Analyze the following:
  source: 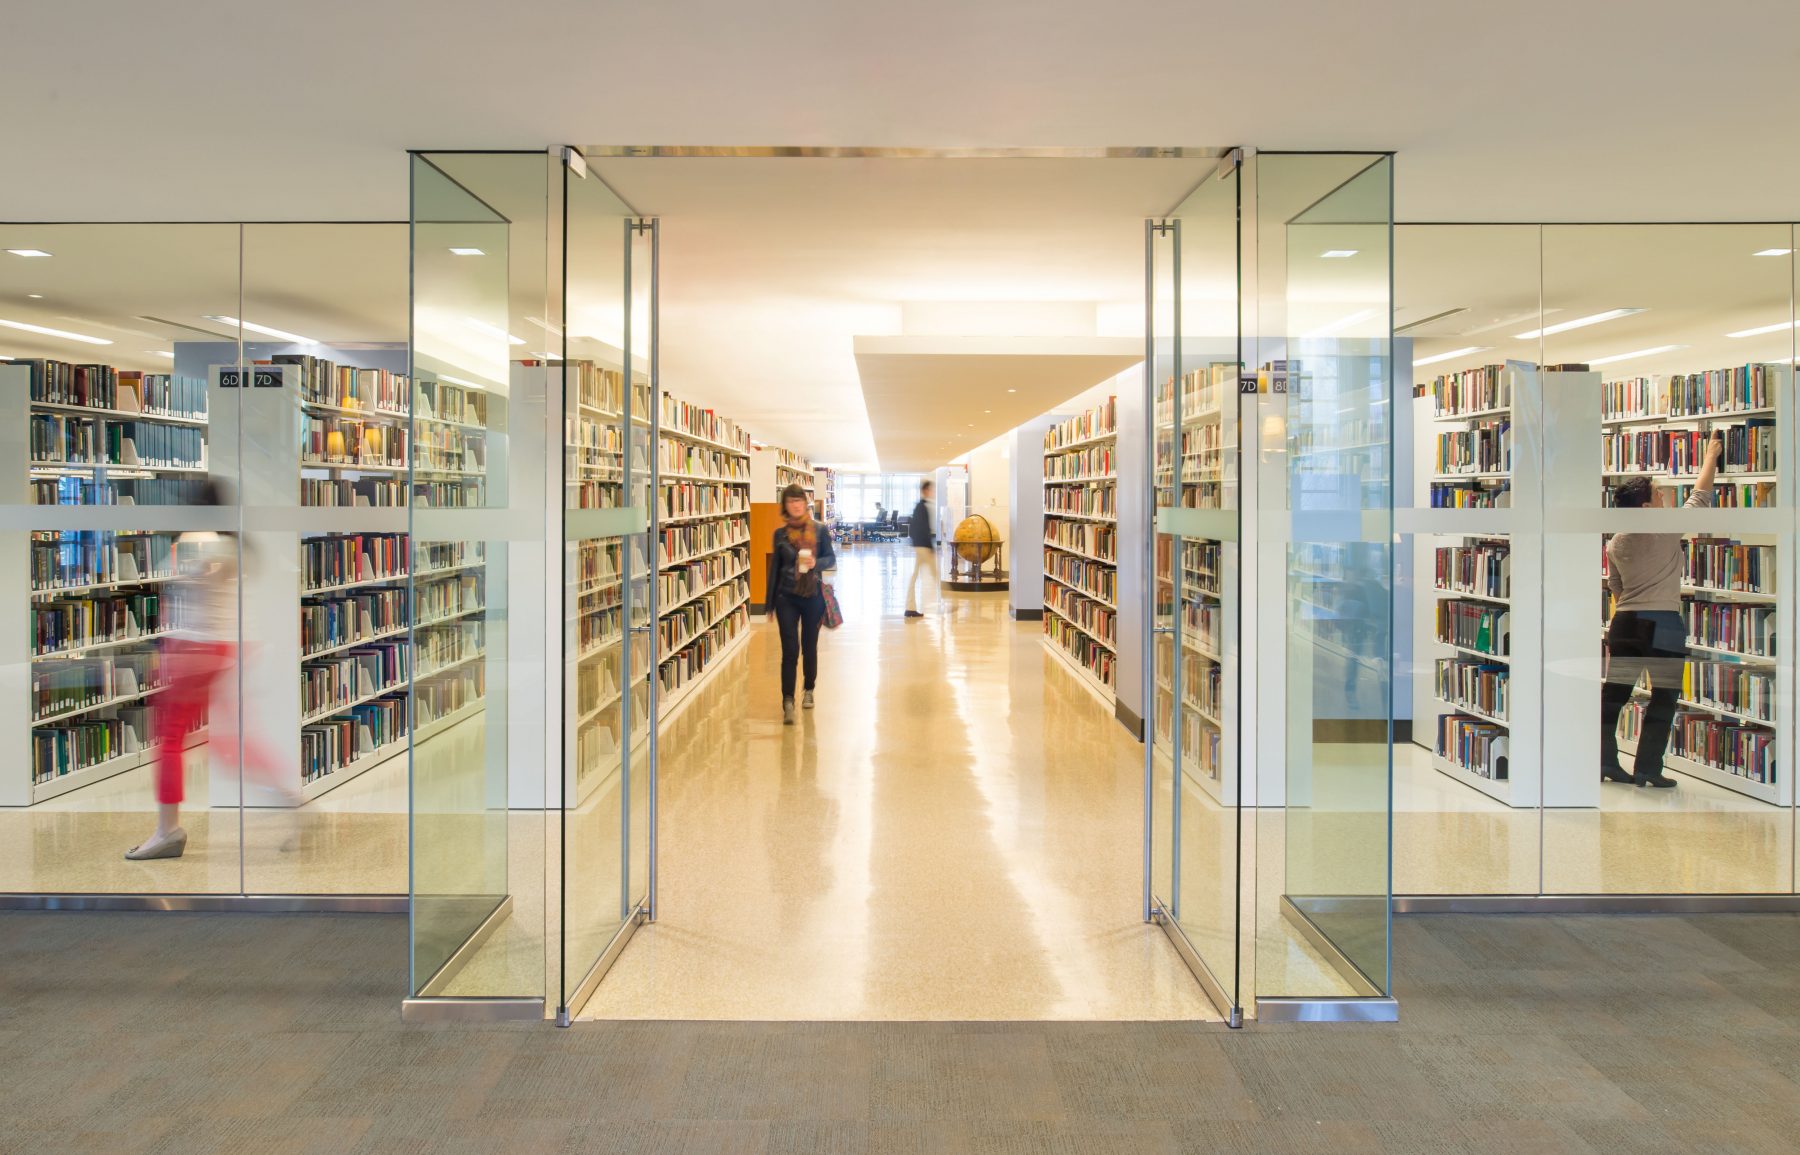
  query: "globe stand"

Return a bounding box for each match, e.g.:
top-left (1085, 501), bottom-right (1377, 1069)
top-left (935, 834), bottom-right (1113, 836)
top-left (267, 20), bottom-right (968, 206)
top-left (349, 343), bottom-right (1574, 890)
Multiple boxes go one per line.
top-left (944, 513), bottom-right (1009, 592)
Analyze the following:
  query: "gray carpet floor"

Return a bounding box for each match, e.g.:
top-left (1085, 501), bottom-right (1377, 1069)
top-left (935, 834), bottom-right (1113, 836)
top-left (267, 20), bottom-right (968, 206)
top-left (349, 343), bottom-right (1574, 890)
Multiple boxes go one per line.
top-left (2, 910), bottom-right (1798, 1153)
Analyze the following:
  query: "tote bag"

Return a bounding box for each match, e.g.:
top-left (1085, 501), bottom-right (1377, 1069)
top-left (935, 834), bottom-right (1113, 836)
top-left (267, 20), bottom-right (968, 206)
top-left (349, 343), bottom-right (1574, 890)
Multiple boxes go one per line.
top-left (821, 582), bottom-right (844, 630)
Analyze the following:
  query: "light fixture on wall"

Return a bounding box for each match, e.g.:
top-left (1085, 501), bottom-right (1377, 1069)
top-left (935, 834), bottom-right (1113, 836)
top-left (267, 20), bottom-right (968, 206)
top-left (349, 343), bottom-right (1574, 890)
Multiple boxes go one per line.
top-left (0, 317), bottom-right (112, 345)
top-left (1752, 248), bottom-right (1793, 257)
top-left (1726, 319), bottom-right (1799, 339)
top-left (26, 293), bottom-right (43, 299)
top-left (1514, 308), bottom-right (1643, 340)
top-left (448, 247), bottom-right (485, 256)
top-left (5, 249), bottom-right (51, 258)
top-left (1413, 345), bottom-right (1492, 367)
top-left (204, 315), bottom-right (316, 344)
top-left (1584, 344), bottom-right (1686, 366)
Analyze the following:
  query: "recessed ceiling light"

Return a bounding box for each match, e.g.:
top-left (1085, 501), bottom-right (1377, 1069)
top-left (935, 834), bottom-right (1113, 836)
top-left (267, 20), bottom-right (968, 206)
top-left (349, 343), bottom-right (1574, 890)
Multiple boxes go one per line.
top-left (27, 293), bottom-right (43, 299)
top-left (448, 247), bottom-right (485, 256)
top-left (1585, 344), bottom-right (1686, 367)
top-left (1320, 249), bottom-right (1359, 259)
top-left (437, 373), bottom-right (488, 390)
top-left (1007, 388), bottom-right (1017, 393)
top-left (6, 249), bottom-right (51, 258)
top-left (148, 350), bottom-right (174, 359)
top-left (1304, 308), bottom-right (1379, 339)
top-left (0, 354), bottom-right (11, 361)
top-left (532, 351), bottom-right (560, 361)
top-left (1514, 308), bottom-right (1642, 340)
top-left (465, 317), bottom-right (527, 345)
top-left (1413, 346), bottom-right (1492, 367)
top-left (1726, 319), bottom-right (1799, 339)
top-left (0, 317), bottom-right (112, 345)
top-left (1752, 248), bottom-right (1792, 257)
top-left (204, 315), bottom-right (316, 344)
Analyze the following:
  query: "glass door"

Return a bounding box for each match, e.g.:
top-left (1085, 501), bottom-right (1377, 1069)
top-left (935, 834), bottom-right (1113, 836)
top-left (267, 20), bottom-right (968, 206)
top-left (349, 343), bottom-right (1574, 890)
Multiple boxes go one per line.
top-left (558, 153), bottom-right (656, 1023)
top-left (1147, 153), bottom-right (1245, 1025)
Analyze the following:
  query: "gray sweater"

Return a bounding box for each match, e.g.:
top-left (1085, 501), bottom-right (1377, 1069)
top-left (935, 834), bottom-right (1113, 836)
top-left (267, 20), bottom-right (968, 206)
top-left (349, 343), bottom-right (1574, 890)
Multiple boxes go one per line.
top-left (1606, 488), bottom-right (1713, 614)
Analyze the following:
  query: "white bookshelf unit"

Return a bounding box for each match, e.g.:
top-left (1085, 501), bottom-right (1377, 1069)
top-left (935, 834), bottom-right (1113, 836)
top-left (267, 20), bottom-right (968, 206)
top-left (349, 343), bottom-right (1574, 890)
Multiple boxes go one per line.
top-left (5, 360), bottom-right (211, 805)
top-left (1042, 395), bottom-right (1118, 706)
top-left (654, 392), bottom-right (753, 725)
top-left (773, 449), bottom-right (815, 505)
top-left (1600, 364), bottom-right (1788, 806)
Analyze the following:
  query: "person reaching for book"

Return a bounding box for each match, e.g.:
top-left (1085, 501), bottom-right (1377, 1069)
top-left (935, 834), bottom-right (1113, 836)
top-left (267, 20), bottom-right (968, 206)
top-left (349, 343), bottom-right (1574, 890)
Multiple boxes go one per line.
top-left (1598, 430), bottom-right (1722, 789)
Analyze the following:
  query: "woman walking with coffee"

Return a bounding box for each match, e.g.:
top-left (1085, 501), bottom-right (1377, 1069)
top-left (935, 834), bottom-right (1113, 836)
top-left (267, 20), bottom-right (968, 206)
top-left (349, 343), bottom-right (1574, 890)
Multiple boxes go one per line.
top-left (766, 483), bottom-right (836, 724)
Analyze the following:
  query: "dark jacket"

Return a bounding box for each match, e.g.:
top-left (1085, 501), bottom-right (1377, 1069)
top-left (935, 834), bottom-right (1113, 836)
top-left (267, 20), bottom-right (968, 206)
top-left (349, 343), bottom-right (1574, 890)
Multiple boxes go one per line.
top-left (766, 522), bottom-right (836, 606)
top-left (909, 499), bottom-right (934, 548)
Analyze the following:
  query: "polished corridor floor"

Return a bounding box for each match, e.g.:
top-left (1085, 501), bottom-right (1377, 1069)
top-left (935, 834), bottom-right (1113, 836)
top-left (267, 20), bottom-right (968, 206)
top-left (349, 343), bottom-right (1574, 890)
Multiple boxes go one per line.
top-left (584, 544), bottom-right (1215, 1020)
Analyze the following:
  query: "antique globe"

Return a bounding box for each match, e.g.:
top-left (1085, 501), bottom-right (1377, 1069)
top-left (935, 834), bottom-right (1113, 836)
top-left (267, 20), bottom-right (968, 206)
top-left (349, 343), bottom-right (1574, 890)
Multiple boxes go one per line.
top-left (953, 514), bottom-right (1000, 567)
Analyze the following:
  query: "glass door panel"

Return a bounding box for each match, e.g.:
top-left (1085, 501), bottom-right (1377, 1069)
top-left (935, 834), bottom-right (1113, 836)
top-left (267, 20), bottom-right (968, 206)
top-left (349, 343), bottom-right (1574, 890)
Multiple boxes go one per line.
top-left (1275, 154), bottom-right (1396, 1001)
top-left (559, 157), bottom-right (651, 1021)
top-left (1147, 155), bottom-right (1244, 1023)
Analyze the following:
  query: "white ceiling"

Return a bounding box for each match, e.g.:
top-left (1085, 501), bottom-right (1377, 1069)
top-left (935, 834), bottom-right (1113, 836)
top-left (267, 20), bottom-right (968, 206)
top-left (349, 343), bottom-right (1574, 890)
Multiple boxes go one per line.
top-left (3, 1), bottom-right (1798, 225)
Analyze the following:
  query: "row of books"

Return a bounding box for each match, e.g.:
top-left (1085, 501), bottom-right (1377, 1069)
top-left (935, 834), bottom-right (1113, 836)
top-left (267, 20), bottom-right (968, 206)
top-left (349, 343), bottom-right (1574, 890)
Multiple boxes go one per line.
top-left (659, 520), bottom-right (750, 569)
top-left (31, 531), bottom-right (177, 593)
top-left (1434, 421), bottom-right (1511, 476)
top-left (660, 395), bottom-right (750, 453)
top-left (659, 548), bottom-right (749, 611)
top-left (575, 684), bottom-right (652, 786)
top-left (1178, 650), bottom-right (1223, 720)
top-left (1181, 591), bottom-right (1224, 654)
top-left (1681, 660), bottom-right (1776, 725)
top-left (1434, 540), bottom-right (1511, 600)
top-left (415, 379), bottom-right (488, 428)
top-left (33, 710), bottom-right (155, 784)
top-left (1045, 552), bottom-right (1116, 605)
top-left (1045, 582), bottom-right (1115, 647)
top-left (1178, 703), bottom-right (1223, 780)
top-left (571, 363), bottom-right (647, 417)
top-left (416, 621), bottom-right (483, 678)
top-left (1436, 600), bottom-right (1510, 658)
top-left (1044, 397), bottom-right (1117, 452)
top-left (300, 416), bottom-right (407, 468)
top-left (1621, 702), bottom-right (1776, 785)
top-left (300, 590), bottom-right (407, 657)
top-left (658, 604), bottom-right (749, 698)
top-left (1684, 600), bottom-right (1775, 658)
top-left (1684, 538), bottom-right (1775, 595)
top-left (1428, 480), bottom-right (1509, 508)
top-left (1044, 445), bottom-right (1115, 481)
top-left (1435, 657), bottom-right (1508, 722)
top-left (33, 592), bottom-right (166, 657)
top-left (303, 532), bottom-right (409, 592)
top-left (660, 581), bottom-right (750, 655)
top-left (31, 652), bottom-right (165, 721)
top-left (29, 419), bottom-right (204, 470)
top-left (1044, 484), bottom-right (1115, 520)
top-left (28, 363), bottom-right (207, 422)
top-left (1044, 614), bottom-right (1115, 687)
top-left (302, 641), bottom-right (409, 723)
top-left (413, 427), bottom-right (488, 474)
top-left (300, 478), bottom-right (409, 507)
top-left (413, 573), bottom-right (483, 626)
top-left (1154, 368), bottom-right (1227, 426)
top-left (301, 695), bottom-right (408, 783)
top-left (415, 666), bottom-right (485, 730)
top-left (1436, 715), bottom-right (1509, 781)
top-left (284, 355), bottom-right (410, 416)
top-left (1602, 421), bottom-right (1776, 477)
top-left (662, 481), bottom-right (748, 521)
top-left (577, 539), bottom-right (624, 591)
top-left (1431, 365), bottom-right (1511, 418)
top-left (1606, 479), bottom-right (1776, 509)
top-left (659, 441), bottom-right (751, 481)
top-left (1044, 517), bottom-right (1115, 562)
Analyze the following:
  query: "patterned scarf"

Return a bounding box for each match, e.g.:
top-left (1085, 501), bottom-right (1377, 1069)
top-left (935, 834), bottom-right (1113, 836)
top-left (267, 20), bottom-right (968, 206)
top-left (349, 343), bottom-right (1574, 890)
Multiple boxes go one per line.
top-left (784, 508), bottom-right (816, 551)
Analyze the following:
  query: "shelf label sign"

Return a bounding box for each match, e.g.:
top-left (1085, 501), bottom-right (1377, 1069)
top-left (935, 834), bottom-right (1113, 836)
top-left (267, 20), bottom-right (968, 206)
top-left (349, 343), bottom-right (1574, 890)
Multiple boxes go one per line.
top-left (214, 365), bottom-right (289, 389)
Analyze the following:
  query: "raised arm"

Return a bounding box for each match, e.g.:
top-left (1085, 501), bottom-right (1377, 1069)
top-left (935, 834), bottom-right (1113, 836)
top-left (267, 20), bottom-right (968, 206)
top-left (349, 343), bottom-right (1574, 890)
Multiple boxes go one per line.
top-left (1691, 430), bottom-right (1723, 500)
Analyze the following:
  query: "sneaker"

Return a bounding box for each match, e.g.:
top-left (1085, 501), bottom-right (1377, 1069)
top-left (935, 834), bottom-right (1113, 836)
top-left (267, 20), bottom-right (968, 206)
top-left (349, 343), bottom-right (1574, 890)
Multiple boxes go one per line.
top-left (125, 827), bottom-right (188, 861)
top-left (905, 610), bottom-right (923, 618)
top-left (802, 691), bottom-right (815, 709)
top-left (1636, 773), bottom-right (1678, 789)
top-left (1601, 764), bottom-right (1635, 784)
top-left (783, 698), bottom-right (796, 725)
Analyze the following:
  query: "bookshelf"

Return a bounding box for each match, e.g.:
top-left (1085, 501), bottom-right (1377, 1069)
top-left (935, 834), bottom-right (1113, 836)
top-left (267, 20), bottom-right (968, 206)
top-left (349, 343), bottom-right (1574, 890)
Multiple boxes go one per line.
top-left (655, 393), bottom-right (754, 724)
top-left (1597, 363), bottom-right (1787, 805)
top-left (6, 360), bottom-right (212, 804)
top-left (1043, 395), bottom-right (1118, 705)
top-left (773, 449), bottom-right (815, 506)
top-left (289, 356), bottom-right (491, 800)
top-left (1149, 365), bottom-right (1240, 804)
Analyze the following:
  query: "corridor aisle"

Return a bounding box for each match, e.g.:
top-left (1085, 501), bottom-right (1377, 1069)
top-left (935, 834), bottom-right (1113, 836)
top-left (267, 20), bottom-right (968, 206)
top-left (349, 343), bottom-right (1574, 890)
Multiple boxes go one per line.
top-left (582, 543), bottom-right (1216, 1020)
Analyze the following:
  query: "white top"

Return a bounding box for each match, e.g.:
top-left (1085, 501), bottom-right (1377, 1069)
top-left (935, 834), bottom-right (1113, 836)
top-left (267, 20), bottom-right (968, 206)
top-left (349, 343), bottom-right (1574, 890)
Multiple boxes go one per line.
top-left (173, 530), bottom-right (239, 642)
top-left (1606, 488), bottom-right (1713, 614)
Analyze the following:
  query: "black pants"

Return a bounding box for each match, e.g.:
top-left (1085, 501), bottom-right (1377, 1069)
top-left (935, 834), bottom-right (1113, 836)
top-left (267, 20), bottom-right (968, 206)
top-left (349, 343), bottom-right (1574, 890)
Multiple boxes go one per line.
top-left (1600, 609), bottom-right (1686, 778)
top-left (775, 591), bottom-right (825, 699)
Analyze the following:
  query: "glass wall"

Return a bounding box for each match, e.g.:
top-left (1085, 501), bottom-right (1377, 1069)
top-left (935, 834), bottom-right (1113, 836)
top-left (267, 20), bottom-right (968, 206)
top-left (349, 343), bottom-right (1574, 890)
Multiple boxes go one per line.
top-left (0, 222), bottom-right (435, 900)
top-left (1395, 223), bottom-right (1800, 899)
